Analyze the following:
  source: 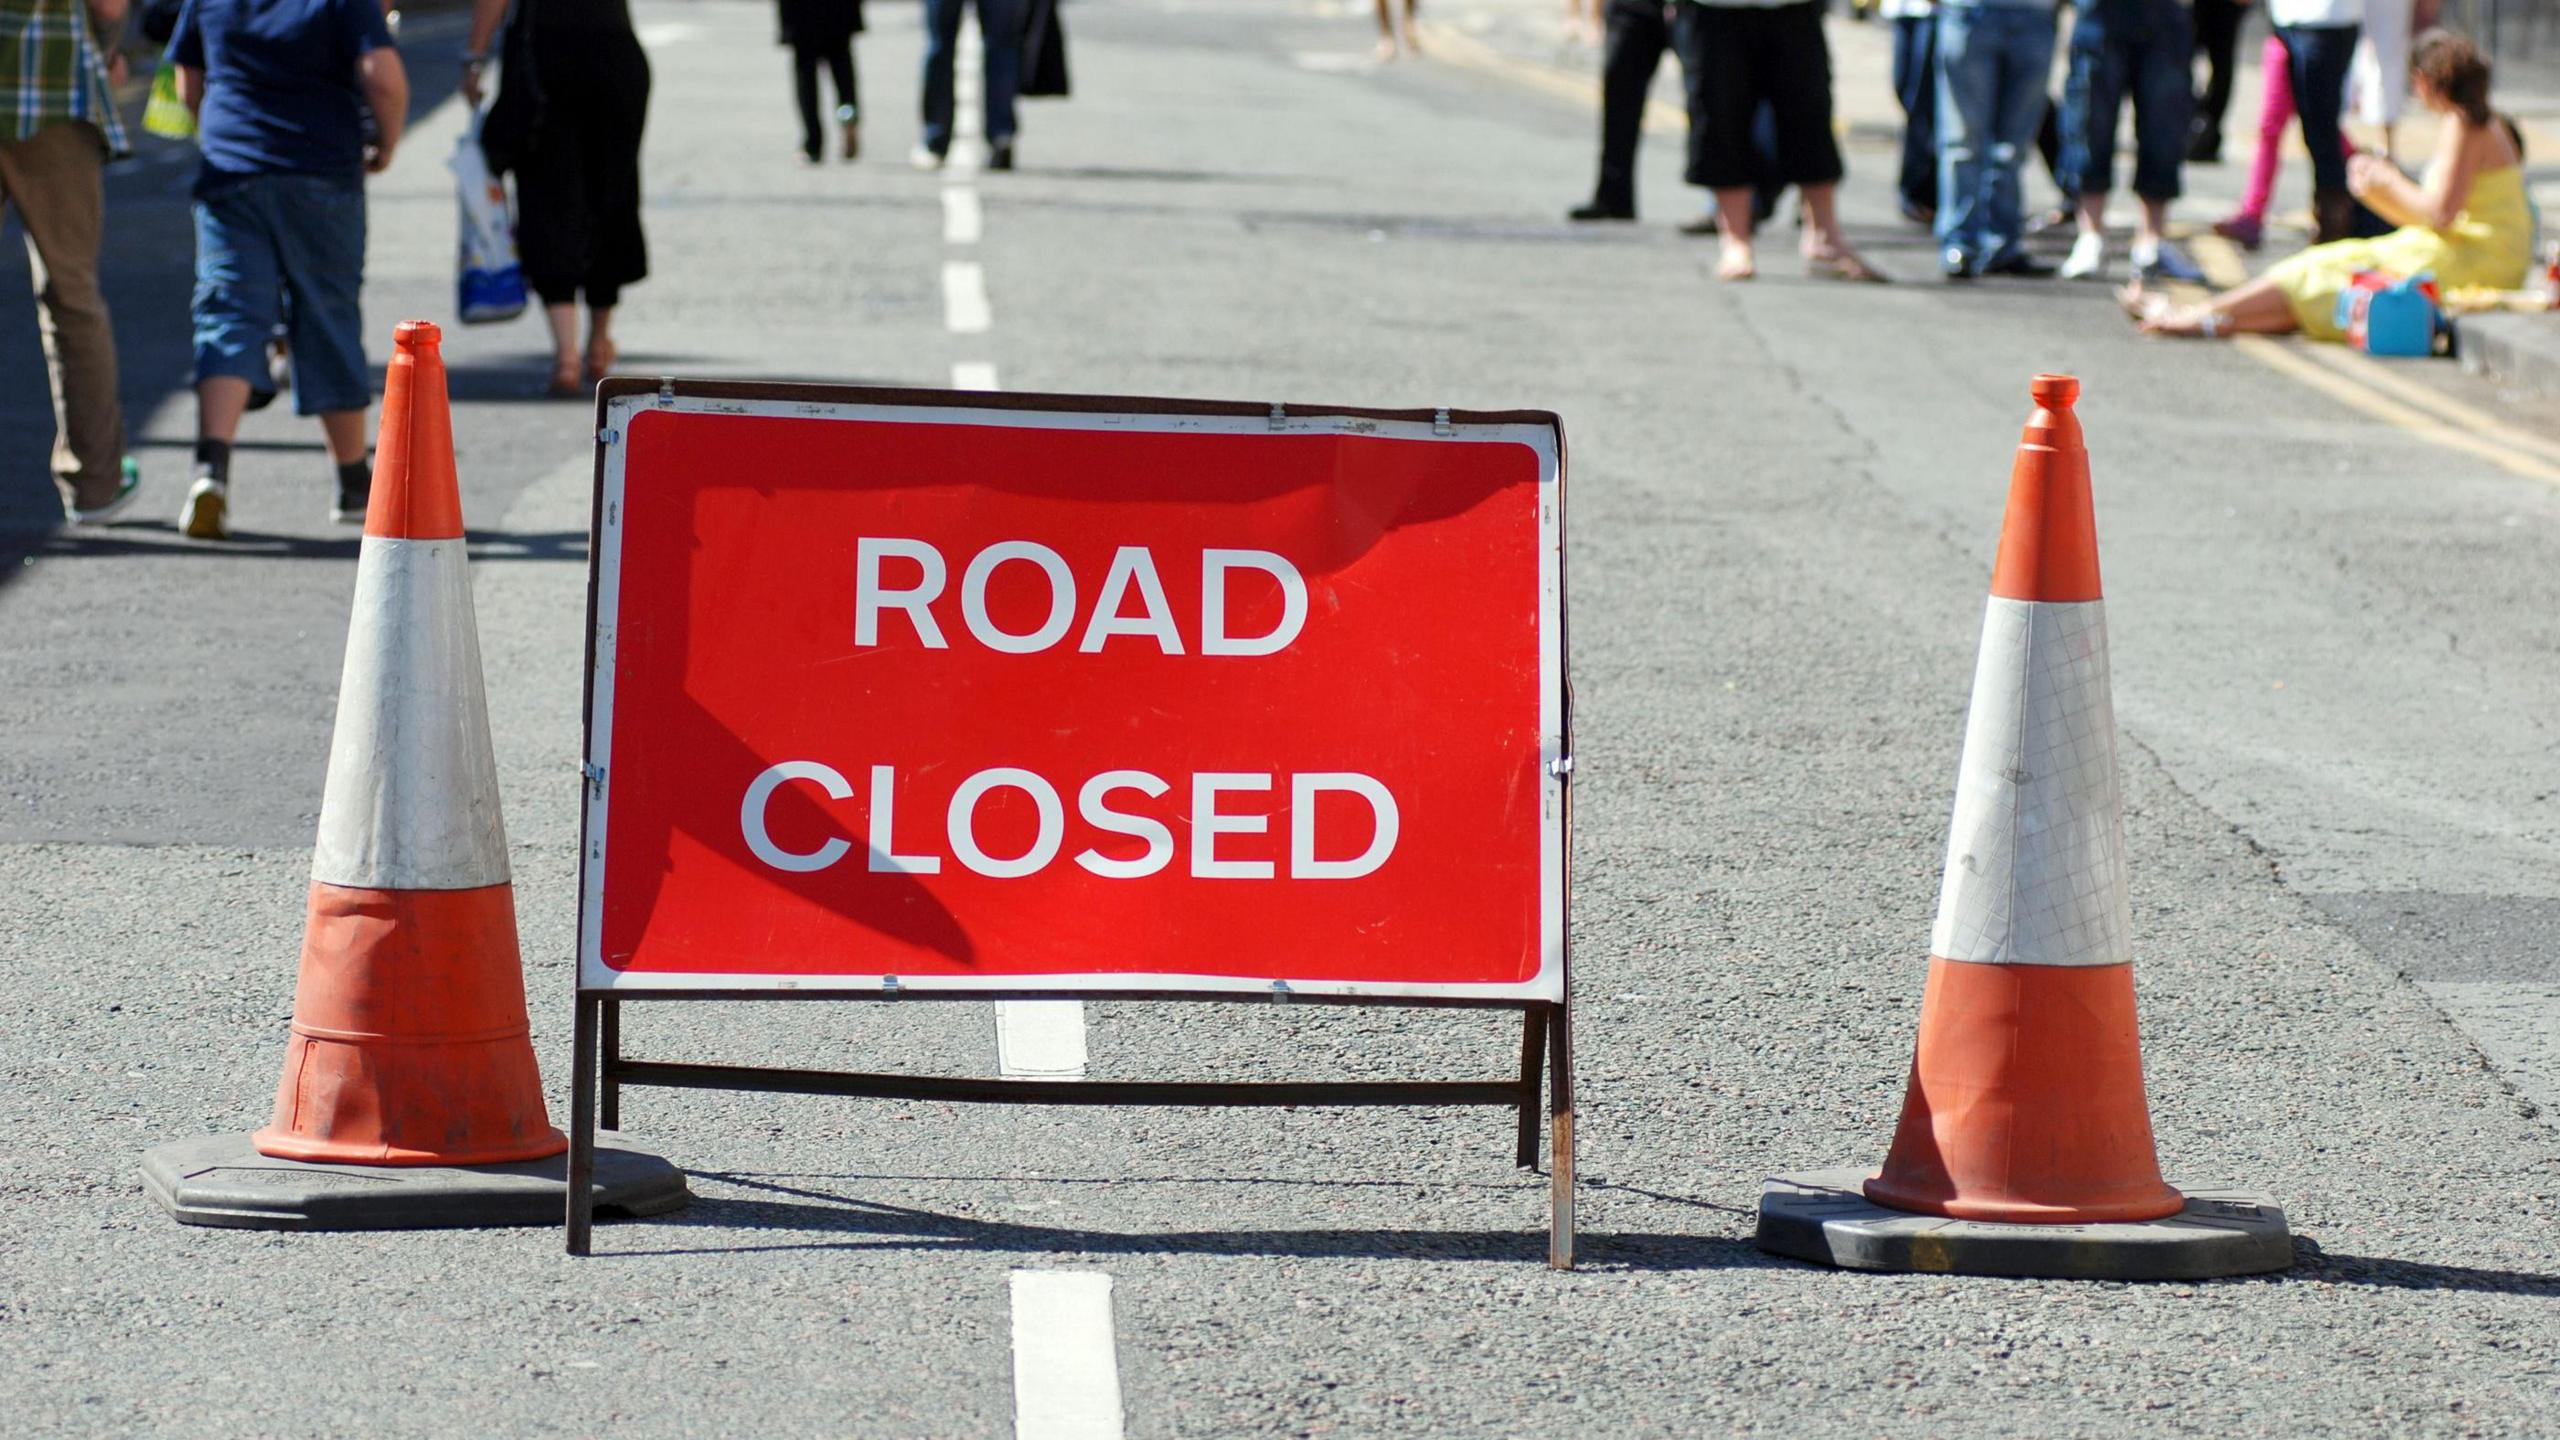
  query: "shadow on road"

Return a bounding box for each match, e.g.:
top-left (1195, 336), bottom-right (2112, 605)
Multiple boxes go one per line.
top-left (592, 1169), bottom-right (1775, 1272)
top-left (2273, 1237), bottom-right (2560, 1297)
top-left (2, 523), bottom-right (588, 563)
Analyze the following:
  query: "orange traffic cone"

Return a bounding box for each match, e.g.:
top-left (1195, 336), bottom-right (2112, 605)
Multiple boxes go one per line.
top-left (143, 323), bottom-right (685, 1228)
top-left (1756, 375), bottom-right (2290, 1278)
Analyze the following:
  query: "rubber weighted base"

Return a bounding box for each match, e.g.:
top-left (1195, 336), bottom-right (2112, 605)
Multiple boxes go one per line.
top-left (141, 1131), bottom-right (690, 1231)
top-left (1757, 1169), bottom-right (2293, 1280)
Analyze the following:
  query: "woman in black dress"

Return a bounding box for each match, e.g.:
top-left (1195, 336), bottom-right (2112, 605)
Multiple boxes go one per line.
top-left (464, 0), bottom-right (652, 396)
top-left (780, 0), bottom-right (865, 164)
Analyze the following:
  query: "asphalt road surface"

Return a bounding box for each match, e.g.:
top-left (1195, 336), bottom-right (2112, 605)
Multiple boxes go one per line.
top-left (3, 2), bottom-right (2557, 1436)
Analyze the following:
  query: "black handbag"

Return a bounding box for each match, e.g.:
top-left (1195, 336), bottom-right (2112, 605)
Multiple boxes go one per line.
top-left (1021, 0), bottom-right (1069, 99)
top-left (479, 0), bottom-right (545, 176)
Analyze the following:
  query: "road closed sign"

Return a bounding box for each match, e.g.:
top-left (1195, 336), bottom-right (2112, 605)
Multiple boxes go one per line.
top-left (579, 384), bottom-right (1566, 1001)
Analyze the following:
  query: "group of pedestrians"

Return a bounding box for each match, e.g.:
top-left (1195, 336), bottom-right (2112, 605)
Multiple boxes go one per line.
top-left (1566, 0), bottom-right (2479, 290)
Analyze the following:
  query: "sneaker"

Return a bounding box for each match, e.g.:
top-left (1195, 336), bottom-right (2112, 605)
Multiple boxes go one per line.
top-left (909, 143), bottom-right (945, 171)
top-left (65, 456), bottom-right (142, 525)
top-left (839, 110), bottom-right (860, 161)
top-left (2060, 231), bottom-right (2108, 280)
top-left (988, 139), bottom-right (1015, 172)
top-left (1940, 247), bottom-right (1978, 280)
top-left (332, 470), bottom-right (371, 525)
top-left (180, 476), bottom-right (229, 540)
top-left (2133, 240), bottom-right (2205, 283)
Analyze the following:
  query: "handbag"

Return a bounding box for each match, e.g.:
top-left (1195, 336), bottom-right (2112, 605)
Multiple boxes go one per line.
top-left (2334, 270), bottom-right (2441, 357)
top-left (1021, 0), bottom-right (1069, 99)
top-left (478, 0), bottom-right (545, 176)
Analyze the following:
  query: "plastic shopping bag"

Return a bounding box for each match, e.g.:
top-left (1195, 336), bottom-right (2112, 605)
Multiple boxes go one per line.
top-left (2334, 269), bottom-right (2441, 357)
top-left (143, 59), bottom-right (195, 140)
top-left (451, 111), bottom-right (529, 325)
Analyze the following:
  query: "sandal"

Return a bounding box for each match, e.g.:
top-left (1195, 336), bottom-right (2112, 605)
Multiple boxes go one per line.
top-left (1805, 250), bottom-right (1887, 283)
top-left (1715, 247), bottom-right (1757, 282)
top-left (584, 339), bottom-right (619, 384)
top-left (546, 355), bottom-right (583, 399)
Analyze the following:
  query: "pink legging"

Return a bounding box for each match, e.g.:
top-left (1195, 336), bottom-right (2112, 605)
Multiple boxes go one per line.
top-left (2234, 32), bottom-right (2357, 224)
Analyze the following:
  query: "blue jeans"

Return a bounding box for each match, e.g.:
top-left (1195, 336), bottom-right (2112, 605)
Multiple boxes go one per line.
top-left (921, 0), bottom-right (1025, 153)
top-left (2278, 22), bottom-right (2358, 193)
top-left (190, 172), bottom-right (370, 417)
top-left (2061, 0), bottom-right (2195, 201)
top-left (1936, 3), bottom-right (2056, 265)
top-left (1892, 14), bottom-right (1938, 212)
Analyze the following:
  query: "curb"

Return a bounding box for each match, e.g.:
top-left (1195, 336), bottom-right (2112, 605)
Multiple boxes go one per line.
top-left (2452, 312), bottom-right (2560, 397)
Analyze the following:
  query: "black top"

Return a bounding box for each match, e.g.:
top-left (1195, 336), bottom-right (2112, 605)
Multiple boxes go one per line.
top-left (777, 0), bottom-right (863, 47)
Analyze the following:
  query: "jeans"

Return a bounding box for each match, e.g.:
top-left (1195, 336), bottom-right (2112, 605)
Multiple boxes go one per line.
top-left (1936, 3), bottom-right (2056, 265)
top-left (1891, 13), bottom-right (1938, 212)
top-left (191, 171), bottom-right (370, 417)
top-left (921, 0), bottom-right (1025, 153)
top-left (1591, 0), bottom-right (1673, 211)
top-left (2061, 0), bottom-right (2195, 201)
top-left (793, 40), bottom-right (858, 160)
top-left (2277, 22), bottom-right (2358, 193)
top-left (2190, 0), bottom-right (2242, 147)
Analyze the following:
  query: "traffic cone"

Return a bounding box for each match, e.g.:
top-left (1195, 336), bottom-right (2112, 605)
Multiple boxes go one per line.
top-left (142, 322), bottom-right (686, 1228)
top-left (1755, 375), bottom-right (2291, 1278)
top-left (256, 320), bottom-right (558, 1163)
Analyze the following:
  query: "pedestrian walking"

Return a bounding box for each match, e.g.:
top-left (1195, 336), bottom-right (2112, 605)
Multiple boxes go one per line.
top-left (168, 0), bottom-right (406, 539)
top-left (2266, 0), bottom-right (2362, 241)
top-left (1376, 0), bottom-right (1419, 60)
top-left (913, 0), bottom-right (1022, 171)
top-left (2127, 29), bottom-right (2529, 337)
top-left (1884, 0), bottom-right (1937, 223)
top-left (1672, 0), bottom-right (1879, 280)
top-left (779, 0), bottom-right (862, 165)
top-left (1933, 0), bottom-right (2060, 278)
top-left (1, 0), bottom-right (141, 524)
top-left (1567, 0), bottom-right (1677, 221)
top-left (2188, 0), bottom-right (2244, 162)
top-left (2057, 0), bottom-right (2197, 280)
top-left (464, 0), bottom-right (652, 398)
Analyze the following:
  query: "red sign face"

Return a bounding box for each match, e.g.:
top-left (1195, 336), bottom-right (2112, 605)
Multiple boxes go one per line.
top-left (580, 393), bottom-right (1564, 999)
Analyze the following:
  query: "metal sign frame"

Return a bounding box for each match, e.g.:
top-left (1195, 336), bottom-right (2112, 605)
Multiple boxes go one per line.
top-left (567, 378), bottom-right (1575, 1265)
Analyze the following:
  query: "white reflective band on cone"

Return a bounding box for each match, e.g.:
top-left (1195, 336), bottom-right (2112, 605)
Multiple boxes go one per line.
top-left (312, 536), bottom-right (512, 890)
top-left (1929, 597), bottom-right (2132, 968)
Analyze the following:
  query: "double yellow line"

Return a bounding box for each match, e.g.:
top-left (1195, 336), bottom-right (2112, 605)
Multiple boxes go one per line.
top-left (2184, 234), bottom-right (2560, 487)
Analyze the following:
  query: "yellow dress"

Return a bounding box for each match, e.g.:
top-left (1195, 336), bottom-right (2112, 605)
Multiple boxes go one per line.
top-left (2265, 164), bottom-right (2536, 342)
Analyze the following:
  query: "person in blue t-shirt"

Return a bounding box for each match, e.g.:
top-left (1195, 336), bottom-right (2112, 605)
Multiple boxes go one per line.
top-left (166, 0), bottom-right (407, 540)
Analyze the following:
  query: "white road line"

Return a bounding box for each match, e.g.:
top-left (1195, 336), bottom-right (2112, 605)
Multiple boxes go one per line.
top-left (952, 361), bottom-right (1001, 391)
top-left (1009, 1271), bottom-right (1125, 1440)
top-left (997, 999), bottom-right (1086, 1078)
top-left (634, 22), bottom-right (695, 48)
top-left (944, 187), bottom-right (984, 245)
top-left (943, 261), bottom-right (992, 333)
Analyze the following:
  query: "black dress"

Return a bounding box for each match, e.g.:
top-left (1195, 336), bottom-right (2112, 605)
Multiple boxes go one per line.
top-left (511, 0), bottom-right (652, 308)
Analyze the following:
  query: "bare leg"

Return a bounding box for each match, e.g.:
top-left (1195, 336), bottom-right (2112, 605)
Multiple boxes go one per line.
top-left (2136, 195), bottom-right (2171, 251)
top-left (585, 305), bottom-right (618, 380)
top-left (1798, 184), bottom-right (1877, 276)
top-left (2075, 190), bottom-right (2108, 239)
top-left (544, 302), bottom-right (580, 394)
top-left (2117, 274), bottom-right (2299, 336)
top-left (196, 376), bottom-right (252, 445)
top-left (317, 410), bottom-right (368, 466)
top-left (1402, 0), bottom-right (1421, 49)
top-left (1711, 187), bottom-right (1757, 279)
top-left (1373, 0), bottom-right (1397, 57)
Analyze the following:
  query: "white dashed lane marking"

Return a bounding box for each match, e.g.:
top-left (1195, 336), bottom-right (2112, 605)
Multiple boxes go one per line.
top-left (952, 361), bottom-right (1001, 391)
top-left (943, 261), bottom-right (992, 334)
top-left (996, 998), bottom-right (1087, 1079)
top-left (944, 187), bottom-right (984, 245)
top-left (1010, 1271), bottom-right (1126, 1440)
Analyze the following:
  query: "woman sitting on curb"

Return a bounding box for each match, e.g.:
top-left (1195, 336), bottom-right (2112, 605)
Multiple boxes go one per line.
top-left (2120, 29), bottom-right (2531, 340)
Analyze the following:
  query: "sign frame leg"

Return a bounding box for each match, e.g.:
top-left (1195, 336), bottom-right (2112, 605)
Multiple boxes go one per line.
top-left (1515, 1007), bottom-right (1548, 1168)
top-left (1548, 998), bottom-right (1576, 1270)
top-left (600, 997), bottom-right (623, 1132)
top-left (566, 992), bottom-right (600, 1256)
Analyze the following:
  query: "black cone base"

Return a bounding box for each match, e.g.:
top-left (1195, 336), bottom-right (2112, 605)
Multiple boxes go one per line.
top-left (141, 1131), bottom-right (690, 1231)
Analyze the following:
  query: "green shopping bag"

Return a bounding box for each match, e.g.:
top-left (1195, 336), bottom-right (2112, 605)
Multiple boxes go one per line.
top-left (143, 59), bottom-right (194, 141)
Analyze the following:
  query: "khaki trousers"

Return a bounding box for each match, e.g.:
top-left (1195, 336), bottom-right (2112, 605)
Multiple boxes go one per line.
top-left (0, 120), bottom-right (124, 510)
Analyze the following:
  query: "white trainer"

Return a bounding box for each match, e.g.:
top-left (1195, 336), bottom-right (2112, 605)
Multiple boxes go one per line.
top-left (180, 476), bottom-right (230, 541)
top-left (2060, 231), bottom-right (2108, 281)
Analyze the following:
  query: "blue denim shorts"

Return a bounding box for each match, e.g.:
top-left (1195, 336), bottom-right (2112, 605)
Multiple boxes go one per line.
top-left (191, 172), bottom-right (371, 417)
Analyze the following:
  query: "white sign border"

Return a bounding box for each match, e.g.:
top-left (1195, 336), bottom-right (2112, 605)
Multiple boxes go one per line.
top-left (578, 393), bottom-right (1565, 1003)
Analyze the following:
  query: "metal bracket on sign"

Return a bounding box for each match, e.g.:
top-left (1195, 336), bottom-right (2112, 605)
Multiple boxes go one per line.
top-left (656, 377), bottom-right (675, 407)
top-left (1546, 754), bottom-right (1575, 780)
top-left (881, 975), bottom-right (901, 999)
top-left (1268, 402), bottom-right (1287, 432)
top-left (1433, 408), bottom-right (1453, 436)
top-left (581, 761), bottom-right (606, 796)
top-left (596, 427), bottom-right (620, 446)
top-left (1271, 980), bottom-right (1293, 1003)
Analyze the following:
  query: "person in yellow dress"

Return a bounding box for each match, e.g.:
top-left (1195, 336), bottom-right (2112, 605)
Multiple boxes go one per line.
top-left (2120, 28), bottom-right (2533, 340)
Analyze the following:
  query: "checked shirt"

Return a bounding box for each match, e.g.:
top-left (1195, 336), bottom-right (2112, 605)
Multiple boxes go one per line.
top-left (0, 0), bottom-right (131, 157)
